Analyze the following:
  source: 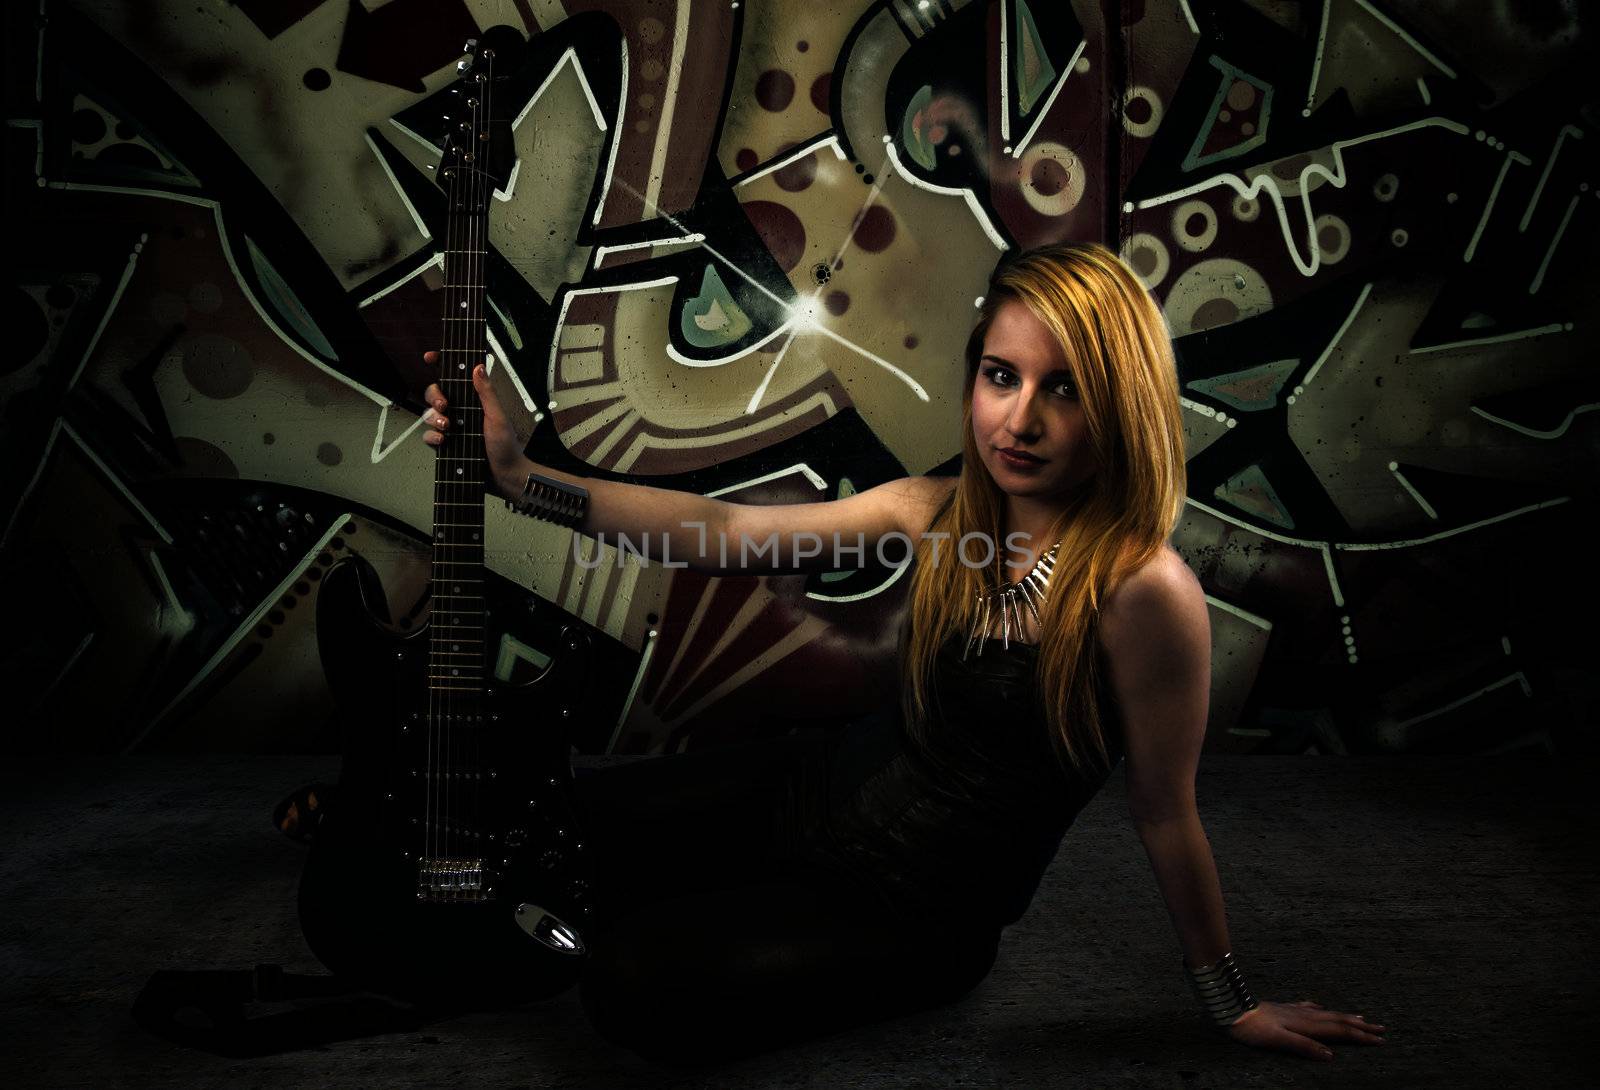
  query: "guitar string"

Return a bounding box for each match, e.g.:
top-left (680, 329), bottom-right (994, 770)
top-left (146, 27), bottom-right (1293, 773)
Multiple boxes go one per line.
top-left (432, 117), bottom-right (451, 876)
top-left (464, 57), bottom-right (486, 877)
top-left (440, 87), bottom-right (470, 873)
top-left (434, 106), bottom-right (457, 875)
top-left (470, 51), bottom-right (489, 883)
top-left (455, 71), bottom-right (484, 874)
top-left (452, 79), bottom-right (474, 872)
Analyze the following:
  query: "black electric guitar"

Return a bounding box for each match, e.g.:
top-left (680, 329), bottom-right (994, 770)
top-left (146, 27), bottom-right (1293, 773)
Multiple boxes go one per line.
top-left (298, 40), bottom-right (596, 1006)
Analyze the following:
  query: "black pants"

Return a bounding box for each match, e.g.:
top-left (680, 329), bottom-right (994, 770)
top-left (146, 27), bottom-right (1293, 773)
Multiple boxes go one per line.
top-left (569, 722), bottom-right (1001, 1066)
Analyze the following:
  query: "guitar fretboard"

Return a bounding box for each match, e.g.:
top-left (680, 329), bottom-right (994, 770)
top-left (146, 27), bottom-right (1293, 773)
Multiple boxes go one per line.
top-left (428, 69), bottom-right (496, 707)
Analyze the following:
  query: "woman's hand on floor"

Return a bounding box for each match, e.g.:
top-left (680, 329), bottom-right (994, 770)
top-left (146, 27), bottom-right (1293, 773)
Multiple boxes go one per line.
top-left (1225, 999), bottom-right (1388, 1060)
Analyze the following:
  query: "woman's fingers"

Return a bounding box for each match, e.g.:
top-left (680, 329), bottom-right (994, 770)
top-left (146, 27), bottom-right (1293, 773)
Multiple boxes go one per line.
top-left (421, 351), bottom-right (447, 448)
top-left (1306, 1021), bottom-right (1385, 1044)
top-left (1306, 1007), bottom-right (1386, 1031)
top-left (422, 351), bottom-right (445, 413)
top-left (1268, 1027), bottom-right (1336, 1061)
top-left (1230, 1000), bottom-right (1390, 1061)
top-left (471, 364), bottom-right (509, 426)
top-left (1294, 1010), bottom-right (1387, 1044)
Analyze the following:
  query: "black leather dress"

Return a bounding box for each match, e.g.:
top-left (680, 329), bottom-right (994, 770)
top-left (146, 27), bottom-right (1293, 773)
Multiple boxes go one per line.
top-left (572, 626), bottom-right (1124, 1064)
top-left (799, 629), bottom-right (1125, 927)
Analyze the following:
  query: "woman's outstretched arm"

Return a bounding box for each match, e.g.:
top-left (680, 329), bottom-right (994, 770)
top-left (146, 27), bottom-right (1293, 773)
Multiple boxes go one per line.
top-left (421, 356), bottom-right (948, 575)
top-left (1101, 548), bottom-right (1389, 1061)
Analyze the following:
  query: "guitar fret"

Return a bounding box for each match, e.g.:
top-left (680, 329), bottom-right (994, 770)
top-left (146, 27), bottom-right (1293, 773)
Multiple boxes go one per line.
top-left (428, 684), bottom-right (483, 692)
top-left (429, 635), bottom-right (484, 642)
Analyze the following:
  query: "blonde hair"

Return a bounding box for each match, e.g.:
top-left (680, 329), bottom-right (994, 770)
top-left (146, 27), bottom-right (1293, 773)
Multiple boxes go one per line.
top-left (898, 242), bottom-right (1187, 776)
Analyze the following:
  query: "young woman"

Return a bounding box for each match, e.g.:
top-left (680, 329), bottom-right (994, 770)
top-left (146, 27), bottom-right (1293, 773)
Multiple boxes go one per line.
top-left (420, 243), bottom-right (1388, 1066)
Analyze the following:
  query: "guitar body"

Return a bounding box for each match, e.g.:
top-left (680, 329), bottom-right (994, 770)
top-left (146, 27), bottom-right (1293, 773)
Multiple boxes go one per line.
top-left (298, 555), bottom-right (596, 1006)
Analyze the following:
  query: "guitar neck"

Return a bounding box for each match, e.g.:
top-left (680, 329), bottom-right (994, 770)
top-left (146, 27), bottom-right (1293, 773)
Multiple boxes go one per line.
top-left (429, 68), bottom-right (495, 698)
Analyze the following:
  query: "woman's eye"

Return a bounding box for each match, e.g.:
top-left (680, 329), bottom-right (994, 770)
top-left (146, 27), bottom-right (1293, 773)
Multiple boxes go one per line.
top-left (983, 366), bottom-right (1015, 386)
top-left (1054, 383), bottom-right (1078, 399)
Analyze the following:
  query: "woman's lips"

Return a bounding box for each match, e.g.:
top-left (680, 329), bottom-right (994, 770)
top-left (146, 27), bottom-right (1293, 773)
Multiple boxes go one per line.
top-left (997, 448), bottom-right (1046, 470)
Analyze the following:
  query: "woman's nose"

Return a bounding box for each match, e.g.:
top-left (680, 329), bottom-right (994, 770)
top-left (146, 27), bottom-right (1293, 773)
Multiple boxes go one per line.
top-left (1006, 386), bottom-right (1042, 438)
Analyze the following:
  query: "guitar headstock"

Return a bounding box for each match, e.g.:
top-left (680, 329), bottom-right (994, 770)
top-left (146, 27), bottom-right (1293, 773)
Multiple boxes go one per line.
top-left (436, 38), bottom-right (512, 209)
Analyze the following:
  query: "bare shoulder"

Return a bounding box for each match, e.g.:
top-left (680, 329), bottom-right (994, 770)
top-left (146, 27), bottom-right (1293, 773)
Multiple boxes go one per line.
top-left (1100, 546), bottom-right (1207, 650)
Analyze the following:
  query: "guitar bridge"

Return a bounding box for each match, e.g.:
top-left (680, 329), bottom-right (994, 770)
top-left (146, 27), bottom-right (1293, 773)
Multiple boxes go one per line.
top-left (416, 857), bottom-right (490, 902)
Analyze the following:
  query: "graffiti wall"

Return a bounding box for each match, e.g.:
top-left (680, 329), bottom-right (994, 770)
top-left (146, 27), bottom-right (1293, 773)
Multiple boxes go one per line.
top-left (3, 0), bottom-right (1594, 755)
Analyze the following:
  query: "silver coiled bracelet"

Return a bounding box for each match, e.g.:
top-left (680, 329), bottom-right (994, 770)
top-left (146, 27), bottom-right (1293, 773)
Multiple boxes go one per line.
top-left (1185, 951), bottom-right (1259, 1027)
top-left (505, 471), bottom-right (590, 528)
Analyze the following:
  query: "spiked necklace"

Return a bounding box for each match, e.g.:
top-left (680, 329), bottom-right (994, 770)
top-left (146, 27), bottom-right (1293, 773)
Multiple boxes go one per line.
top-left (962, 539), bottom-right (1061, 659)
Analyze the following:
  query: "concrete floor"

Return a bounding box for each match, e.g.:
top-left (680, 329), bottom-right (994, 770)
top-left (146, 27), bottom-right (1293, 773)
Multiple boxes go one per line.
top-left (1, 754), bottom-right (1592, 1089)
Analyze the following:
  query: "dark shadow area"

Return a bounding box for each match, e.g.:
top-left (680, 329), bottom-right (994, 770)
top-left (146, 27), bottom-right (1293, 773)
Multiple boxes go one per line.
top-left (1, 754), bottom-right (1592, 1088)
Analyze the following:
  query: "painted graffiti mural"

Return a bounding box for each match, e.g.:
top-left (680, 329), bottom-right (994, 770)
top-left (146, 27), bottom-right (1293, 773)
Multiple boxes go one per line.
top-left (3, 0), bottom-right (1594, 755)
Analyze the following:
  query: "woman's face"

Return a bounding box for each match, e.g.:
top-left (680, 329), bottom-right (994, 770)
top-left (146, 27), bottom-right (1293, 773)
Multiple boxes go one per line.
top-left (970, 298), bottom-right (1096, 505)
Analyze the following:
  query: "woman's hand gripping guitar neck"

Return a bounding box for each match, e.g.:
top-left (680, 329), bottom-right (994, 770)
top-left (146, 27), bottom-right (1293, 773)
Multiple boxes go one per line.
top-left (422, 351), bottom-right (534, 502)
top-left (420, 351), bottom-right (730, 571)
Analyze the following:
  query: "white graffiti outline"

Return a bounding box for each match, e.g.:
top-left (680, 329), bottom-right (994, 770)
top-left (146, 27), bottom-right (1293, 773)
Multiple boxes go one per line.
top-left (1519, 124), bottom-right (1584, 232)
top-left (1464, 148), bottom-right (1532, 263)
top-left (1012, 39), bottom-right (1088, 160)
top-left (1126, 116), bottom-right (1474, 277)
top-left (134, 513), bottom-right (355, 751)
top-left (1306, 0), bottom-right (1457, 118)
top-left (1470, 402), bottom-right (1598, 440)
